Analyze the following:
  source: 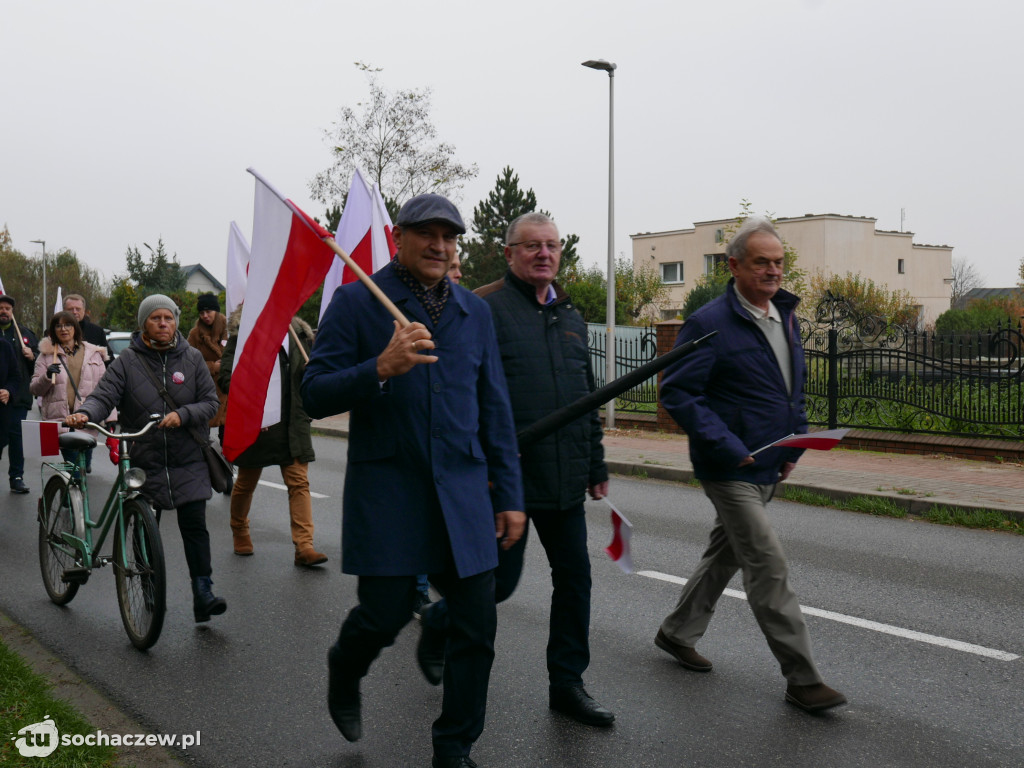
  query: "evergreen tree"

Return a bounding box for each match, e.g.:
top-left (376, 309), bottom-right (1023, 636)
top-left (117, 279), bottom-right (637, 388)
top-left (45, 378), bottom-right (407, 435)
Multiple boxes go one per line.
top-left (121, 237), bottom-right (186, 296)
top-left (460, 166), bottom-right (580, 289)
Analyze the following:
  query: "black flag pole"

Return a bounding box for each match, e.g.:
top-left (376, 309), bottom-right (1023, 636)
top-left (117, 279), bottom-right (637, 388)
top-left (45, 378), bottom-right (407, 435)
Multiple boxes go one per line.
top-left (516, 331), bottom-right (717, 448)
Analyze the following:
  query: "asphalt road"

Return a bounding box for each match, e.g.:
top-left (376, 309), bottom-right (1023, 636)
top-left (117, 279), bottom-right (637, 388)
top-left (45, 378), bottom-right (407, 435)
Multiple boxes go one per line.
top-left (1, 434), bottom-right (1022, 767)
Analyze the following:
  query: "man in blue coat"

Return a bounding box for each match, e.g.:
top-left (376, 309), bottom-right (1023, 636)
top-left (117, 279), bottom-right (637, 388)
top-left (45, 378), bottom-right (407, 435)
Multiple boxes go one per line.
top-left (302, 193), bottom-right (525, 768)
top-left (654, 217), bottom-right (846, 713)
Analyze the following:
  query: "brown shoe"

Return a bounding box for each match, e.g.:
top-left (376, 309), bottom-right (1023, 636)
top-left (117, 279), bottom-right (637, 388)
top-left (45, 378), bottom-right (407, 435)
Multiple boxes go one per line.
top-left (295, 548), bottom-right (328, 567)
top-left (785, 683), bottom-right (847, 713)
top-left (233, 532), bottom-right (253, 556)
top-left (655, 629), bottom-right (712, 672)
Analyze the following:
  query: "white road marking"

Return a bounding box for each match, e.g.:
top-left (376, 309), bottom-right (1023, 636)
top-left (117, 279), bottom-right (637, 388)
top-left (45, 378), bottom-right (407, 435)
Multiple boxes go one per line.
top-left (257, 480), bottom-right (329, 499)
top-left (638, 570), bottom-right (1019, 662)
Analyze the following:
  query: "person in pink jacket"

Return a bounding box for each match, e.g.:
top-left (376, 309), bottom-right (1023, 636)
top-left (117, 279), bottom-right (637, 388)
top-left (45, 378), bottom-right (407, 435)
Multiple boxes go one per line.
top-left (29, 311), bottom-right (110, 470)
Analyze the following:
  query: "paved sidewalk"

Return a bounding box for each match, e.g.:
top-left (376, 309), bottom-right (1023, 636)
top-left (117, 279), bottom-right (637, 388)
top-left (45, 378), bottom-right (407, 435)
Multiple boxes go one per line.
top-left (313, 414), bottom-right (1024, 518)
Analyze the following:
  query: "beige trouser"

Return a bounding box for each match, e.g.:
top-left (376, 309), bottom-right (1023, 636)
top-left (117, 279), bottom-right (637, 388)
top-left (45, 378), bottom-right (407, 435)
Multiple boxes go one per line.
top-left (229, 459), bottom-right (314, 551)
top-left (660, 480), bottom-right (823, 685)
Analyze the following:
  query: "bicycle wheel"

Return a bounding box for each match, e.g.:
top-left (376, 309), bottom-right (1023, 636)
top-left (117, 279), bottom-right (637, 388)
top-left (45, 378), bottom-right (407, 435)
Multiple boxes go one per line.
top-left (113, 498), bottom-right (166, 650)
top-left (38, 474), bottom-right (86, 605)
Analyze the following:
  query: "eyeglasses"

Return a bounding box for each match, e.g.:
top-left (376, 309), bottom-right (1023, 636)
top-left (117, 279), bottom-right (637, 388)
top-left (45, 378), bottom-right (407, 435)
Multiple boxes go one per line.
top-left (507, 240), bottom-right (562, 255)
top-left (55, 324), bottom-right (74, 330)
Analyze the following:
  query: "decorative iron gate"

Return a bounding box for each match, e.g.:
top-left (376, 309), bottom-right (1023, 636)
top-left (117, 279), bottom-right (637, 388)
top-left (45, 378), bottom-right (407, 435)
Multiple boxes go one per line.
top-left (801, 293), bottom-right (1024, 438)
top-left (587, 324), bottom-right (658, 413)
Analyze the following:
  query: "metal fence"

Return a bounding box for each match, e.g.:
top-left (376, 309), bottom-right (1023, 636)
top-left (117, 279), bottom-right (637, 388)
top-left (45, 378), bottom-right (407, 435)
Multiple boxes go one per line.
top-left (800, 294), bottom-right (1024, 438)
top-left (587, 323), bottom-right (658, 412)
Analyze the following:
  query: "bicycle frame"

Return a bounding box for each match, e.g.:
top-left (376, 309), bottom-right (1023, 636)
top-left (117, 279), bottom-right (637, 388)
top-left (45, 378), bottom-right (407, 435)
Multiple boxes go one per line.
top-left (40, 417), bottom-right (159, 575)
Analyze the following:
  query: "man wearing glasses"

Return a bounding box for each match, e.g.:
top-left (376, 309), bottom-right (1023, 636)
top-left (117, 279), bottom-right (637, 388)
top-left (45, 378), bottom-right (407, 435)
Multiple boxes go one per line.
top-left (421, 212), bottom-right (614, 727)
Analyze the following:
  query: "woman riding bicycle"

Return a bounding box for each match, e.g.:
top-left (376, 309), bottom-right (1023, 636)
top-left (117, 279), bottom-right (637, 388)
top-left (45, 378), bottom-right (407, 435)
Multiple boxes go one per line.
top-left (31, 311), bottom-right (110, 471)
top-left (65, 294), bottom-right (226, 624)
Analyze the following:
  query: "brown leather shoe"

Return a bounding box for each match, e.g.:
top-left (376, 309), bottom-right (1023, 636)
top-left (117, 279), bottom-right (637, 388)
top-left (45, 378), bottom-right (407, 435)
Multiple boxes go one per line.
top-left (295, 548), bottom-right (328, 567)
top-left (785, 683), bottom-right (847, 713)
top-left (232, 532), bottom-right (253, 556)
top-left (655, 629), bottom-right (712, 672)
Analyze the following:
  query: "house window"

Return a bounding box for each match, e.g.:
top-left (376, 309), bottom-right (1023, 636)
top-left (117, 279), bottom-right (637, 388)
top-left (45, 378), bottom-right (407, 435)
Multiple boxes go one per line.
top-left (898, 258), bottom-right (905, 274)
top-left (714, 228), bottom-right (724, 243)
top-left (661, 262), bottom-right (684, 284)
top-left (704, 253), bottom-right (727, 275)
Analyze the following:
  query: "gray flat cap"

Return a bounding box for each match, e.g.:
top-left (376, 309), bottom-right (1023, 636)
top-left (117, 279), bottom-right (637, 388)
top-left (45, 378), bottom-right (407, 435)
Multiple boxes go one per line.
top-left (396, 194), bottom-right (466, 235)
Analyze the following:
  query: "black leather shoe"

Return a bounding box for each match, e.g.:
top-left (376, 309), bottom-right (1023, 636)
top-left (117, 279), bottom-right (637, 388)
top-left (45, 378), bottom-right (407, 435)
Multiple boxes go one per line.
top-left (327, 645), bottom-right (361, 741)
top-left (417, 623), bottom-right (445, 686)
top-left (431, 756), bottom-right (478, 768)
top-left (549, 685), bottom-right (615, 727)
top-left (10, 477), bottom-right (29, 494)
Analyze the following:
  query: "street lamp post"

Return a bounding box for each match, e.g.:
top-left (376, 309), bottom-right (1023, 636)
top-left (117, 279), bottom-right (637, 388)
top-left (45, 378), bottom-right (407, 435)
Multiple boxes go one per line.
top-left (582, 58), bottom-right (617, 429)
top-left (30, 239), bottom-right (46, 329)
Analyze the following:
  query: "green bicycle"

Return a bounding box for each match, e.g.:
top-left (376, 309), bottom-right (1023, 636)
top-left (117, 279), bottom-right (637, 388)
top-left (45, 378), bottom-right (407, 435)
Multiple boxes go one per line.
top-left (37, 415), bottom-right (167, 650)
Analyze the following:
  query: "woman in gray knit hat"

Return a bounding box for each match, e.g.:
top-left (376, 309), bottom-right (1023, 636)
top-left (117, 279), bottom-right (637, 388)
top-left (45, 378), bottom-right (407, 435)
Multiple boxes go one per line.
top-left (66, 294), bottom-right (227, 623)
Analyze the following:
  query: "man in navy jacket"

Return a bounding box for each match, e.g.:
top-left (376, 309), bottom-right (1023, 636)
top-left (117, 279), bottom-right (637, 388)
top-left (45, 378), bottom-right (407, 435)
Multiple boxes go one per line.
top-left (654, 216), bottom-right (846, 713)
top-left (302, 193), bottom-right (524, 768)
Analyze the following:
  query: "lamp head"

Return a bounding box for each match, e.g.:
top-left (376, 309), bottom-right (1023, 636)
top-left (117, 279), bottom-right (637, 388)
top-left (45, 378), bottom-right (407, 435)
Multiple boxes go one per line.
top-left (582, 59), bottom-right (617, 73)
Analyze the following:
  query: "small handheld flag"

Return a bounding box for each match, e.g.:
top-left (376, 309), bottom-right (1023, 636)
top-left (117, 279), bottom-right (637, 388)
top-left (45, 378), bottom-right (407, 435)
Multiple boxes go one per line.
top-left (22, 420), bottom-right (61, 458)
top-left (604, 498), bottom-right (634, 574)
top-left (750, 428), bottom-right (851, 456)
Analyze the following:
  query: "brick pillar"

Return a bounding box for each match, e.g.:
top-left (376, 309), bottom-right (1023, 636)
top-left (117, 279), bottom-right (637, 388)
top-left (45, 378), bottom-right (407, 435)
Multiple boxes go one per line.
top-left (655, 320), bottom-right (685, 434)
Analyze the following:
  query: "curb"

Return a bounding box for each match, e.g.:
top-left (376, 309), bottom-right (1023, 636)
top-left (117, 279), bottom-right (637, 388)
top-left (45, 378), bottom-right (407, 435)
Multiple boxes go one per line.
top-left (316, 426), bottom-right (1023, 521)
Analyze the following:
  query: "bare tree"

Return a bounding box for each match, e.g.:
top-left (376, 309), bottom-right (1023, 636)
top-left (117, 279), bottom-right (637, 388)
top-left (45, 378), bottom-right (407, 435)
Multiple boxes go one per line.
top-left (309, 63), bottom-right (478, 213)
top-left (950, 256), bottom-right (983, 308)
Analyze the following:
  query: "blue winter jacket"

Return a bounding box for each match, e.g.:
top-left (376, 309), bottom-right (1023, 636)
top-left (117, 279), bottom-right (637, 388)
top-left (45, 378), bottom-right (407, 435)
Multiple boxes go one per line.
top-left (660, 280), bottom-right (806, 484)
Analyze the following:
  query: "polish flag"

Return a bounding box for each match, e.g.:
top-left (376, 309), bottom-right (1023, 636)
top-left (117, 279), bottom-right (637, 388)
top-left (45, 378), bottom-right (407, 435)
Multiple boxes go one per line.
top-left (604, 499), bottom-right (634, 574)
top-left (225, 221), bottom-right (250, 318)
top-left (22, 420), bottom-right (61, 458)
top-left (221, 169), bottom-right (336, 462)
top-left (53, 287), bottom-right (63, 316)
top-left (751, 428), bottom-right (851, 456)
top-left (318, 169), bottom-right (395, 322)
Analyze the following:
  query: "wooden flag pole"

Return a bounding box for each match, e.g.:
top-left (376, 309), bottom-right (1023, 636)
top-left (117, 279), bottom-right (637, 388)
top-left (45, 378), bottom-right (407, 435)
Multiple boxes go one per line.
top-left (288, 325), bottom-right (309, 364)
top-left (322, 237), bottom-right (409, 328)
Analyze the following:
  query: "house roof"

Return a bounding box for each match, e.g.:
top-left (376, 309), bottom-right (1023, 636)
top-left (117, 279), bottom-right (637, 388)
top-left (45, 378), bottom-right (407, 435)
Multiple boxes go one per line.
top-left (180, 263), bottom-right (225, 292)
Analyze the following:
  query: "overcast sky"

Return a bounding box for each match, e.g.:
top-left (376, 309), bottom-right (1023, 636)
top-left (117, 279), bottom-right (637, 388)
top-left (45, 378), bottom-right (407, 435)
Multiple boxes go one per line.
top-left (3, 0), bottom-right (1021, 298)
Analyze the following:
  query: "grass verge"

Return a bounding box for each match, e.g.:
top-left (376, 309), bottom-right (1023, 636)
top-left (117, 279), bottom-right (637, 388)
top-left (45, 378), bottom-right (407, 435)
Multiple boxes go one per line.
top-left (0, 638), bottom-right (119, 768)
top-left (776, 485), bottom-right (1023, 533)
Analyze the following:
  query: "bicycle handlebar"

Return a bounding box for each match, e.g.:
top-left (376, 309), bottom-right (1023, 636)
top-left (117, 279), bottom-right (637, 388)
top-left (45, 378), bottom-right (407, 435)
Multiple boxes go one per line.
top-left (85, 414), bottom-right (163, 441)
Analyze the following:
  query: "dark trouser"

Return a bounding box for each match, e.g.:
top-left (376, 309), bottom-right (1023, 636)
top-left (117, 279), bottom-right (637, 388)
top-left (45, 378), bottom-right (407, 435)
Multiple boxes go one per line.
top-left (159, 499), bottom-right (212, 579)
top-left (2, 407), bottom-right (27, 480)
top-left (424, 502), bottom-right (592, 687)
top-left (334, 569), bottom-right (496, 758)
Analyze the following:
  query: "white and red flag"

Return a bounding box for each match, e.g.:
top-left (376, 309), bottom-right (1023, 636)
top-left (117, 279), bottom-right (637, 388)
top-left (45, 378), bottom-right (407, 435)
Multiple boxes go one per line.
top-left (22, 420), bottom-right (61, 458)
top-left (221, 169), bottom-right (336, 462)
top-left (53, 287), bottom-right (63, 317)
top-left (751, 428), bottom-right (851, 456)
top-left (318, 169), bottom-right (395, 322)
top-left (603, 498), bottom-right (635, 574)
top-left (225, 221), bottom-right (251, 318)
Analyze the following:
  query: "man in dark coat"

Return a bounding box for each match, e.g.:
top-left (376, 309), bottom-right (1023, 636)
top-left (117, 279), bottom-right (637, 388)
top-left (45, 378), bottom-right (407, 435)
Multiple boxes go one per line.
top-left (0, 334), bottom-right (19, 451)
top-left (654, 216), bottom-right (846, 713)
top-left (0, 293), bottom-right (38, 493)
top-left (421, 212), bottom-right (614, 727)
top-left (63, 293), bottom-right (109, 357)
top-left (302, 193), bottom-right (524, 768)
top-left (221, 309), bottom-right (327, 566)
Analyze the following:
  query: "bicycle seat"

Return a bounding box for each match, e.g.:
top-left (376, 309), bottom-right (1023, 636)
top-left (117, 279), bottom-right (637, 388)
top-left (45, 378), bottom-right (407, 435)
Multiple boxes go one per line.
top-left (60, 432), bottom-right (97, 451)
